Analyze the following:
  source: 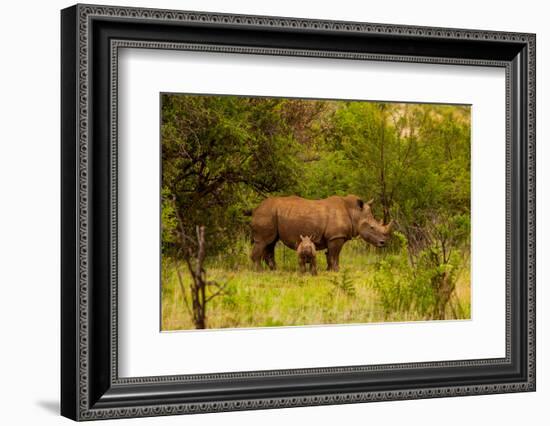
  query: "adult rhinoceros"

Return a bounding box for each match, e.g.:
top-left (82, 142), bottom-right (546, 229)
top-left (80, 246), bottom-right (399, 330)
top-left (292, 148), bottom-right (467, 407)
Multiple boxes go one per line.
top-left (250, 194), bottom-right (392, 271)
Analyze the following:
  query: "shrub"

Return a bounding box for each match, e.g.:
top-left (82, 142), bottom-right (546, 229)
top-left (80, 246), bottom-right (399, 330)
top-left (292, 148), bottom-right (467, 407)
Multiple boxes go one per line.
top-left (328, 269), bottom-right (356, 297)
top-left (369, 230), bottom-right (464, 320)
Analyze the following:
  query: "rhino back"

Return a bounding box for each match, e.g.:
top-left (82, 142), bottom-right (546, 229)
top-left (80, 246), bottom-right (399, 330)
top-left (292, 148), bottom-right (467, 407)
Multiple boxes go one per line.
top-left (274, 196), bottom-right (351, 248)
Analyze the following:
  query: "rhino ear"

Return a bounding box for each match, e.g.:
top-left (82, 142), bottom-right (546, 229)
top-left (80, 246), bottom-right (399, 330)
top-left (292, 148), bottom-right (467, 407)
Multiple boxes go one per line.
top-left (367, 198), bottom-right (374, 206)
top-left (357, 199), bottom-right (364, 209)
top-left (300, 235), bottom-right (305, 241)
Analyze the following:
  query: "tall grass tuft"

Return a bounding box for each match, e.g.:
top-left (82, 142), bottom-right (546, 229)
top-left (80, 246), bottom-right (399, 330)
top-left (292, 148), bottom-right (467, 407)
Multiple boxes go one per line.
top-left (328, 269), bottom-right (356, 297)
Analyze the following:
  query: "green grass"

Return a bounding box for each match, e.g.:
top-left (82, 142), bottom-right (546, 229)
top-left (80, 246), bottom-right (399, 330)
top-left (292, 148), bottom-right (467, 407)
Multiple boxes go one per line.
top-left (161, 239), bottom-right (470, 331)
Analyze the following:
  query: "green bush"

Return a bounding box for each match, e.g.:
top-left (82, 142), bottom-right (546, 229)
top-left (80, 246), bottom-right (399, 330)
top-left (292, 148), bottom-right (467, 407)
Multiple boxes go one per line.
top-left (328, 269), bottom-right (356, 297)
top-left (369, 231), bottom-right (464, 320)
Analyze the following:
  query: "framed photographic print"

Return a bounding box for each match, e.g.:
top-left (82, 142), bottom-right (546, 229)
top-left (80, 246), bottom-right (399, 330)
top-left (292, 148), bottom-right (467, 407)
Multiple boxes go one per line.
top-left (61, 4), bottom-right (536, 421)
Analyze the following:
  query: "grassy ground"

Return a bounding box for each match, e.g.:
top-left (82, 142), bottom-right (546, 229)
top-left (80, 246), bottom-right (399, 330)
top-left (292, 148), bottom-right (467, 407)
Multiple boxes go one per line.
top-left (161, 239), bottom-right (470, 331)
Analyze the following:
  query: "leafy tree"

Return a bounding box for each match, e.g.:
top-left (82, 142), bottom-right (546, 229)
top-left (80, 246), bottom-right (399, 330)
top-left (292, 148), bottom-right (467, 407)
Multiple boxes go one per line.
top-left (161, 95), bottom-right (300, 255)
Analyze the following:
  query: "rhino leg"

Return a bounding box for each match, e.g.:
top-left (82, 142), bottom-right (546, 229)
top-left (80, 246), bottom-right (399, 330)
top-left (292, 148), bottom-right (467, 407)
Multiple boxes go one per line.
top-left (298, 257), bottom-right (306, 274)
top-left (250, 214), bottom-right (278, 271)
top-left (326, 238), bottom-right (345, 272)
top-left (310, 258), bottom-right (317, 276)
top-left (251, 241), bottom-right (268, 270)
top-left (263, 241), bottom-right (277, 270)
top-left (251, 239), bottom-right (278, 271)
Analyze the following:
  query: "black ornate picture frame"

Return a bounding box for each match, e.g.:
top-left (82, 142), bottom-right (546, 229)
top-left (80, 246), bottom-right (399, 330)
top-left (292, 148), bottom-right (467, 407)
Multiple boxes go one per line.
top-left (61, 4), bottom-right (536, 421)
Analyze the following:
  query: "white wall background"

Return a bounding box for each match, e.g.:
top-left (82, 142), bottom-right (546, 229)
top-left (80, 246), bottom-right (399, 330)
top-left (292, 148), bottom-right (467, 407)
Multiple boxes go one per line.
top-left (0, 0), bottom-right (546, 424)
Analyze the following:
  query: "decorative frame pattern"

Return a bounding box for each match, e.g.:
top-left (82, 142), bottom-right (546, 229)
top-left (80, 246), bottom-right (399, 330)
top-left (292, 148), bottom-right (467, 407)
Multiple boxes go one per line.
top-left (61, 4), bottom-right (536, 421)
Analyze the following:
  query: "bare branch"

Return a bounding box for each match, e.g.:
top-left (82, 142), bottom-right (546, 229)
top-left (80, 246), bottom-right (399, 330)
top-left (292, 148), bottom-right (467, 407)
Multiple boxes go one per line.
top-left (205, 282), bottom-right (229, 303)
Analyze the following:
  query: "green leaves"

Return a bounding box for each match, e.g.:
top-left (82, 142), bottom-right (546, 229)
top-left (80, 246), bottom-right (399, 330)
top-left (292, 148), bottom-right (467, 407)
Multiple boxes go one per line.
top-left (330, 102), bottom-right (470, 225)
top-left (328, 269), bottom-right (357, 297)
top-left (161, 94), bottom-right (304, 256)
top-left (369, 215), bottom-right (469, 321)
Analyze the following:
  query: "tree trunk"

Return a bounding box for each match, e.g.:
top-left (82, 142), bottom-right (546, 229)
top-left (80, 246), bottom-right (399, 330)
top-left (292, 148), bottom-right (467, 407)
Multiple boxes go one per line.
top-left (433, 271), bottom-right (455, 320)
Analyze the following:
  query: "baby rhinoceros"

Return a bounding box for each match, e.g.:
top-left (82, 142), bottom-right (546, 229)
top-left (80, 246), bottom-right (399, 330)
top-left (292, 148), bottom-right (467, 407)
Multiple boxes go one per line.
top-left (297, 235), bottom-right (317, 276)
